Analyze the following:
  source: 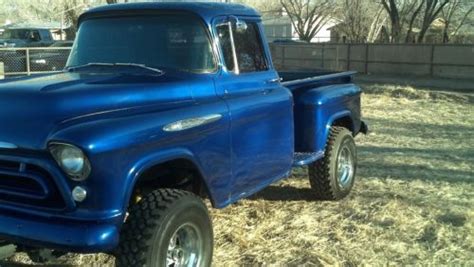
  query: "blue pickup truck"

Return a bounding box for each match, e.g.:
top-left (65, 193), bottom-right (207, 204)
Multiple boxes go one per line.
top-left (0, 3), bottom-right (367, 266)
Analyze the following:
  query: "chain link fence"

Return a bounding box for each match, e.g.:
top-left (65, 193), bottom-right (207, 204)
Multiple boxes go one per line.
top-left (0, 47), bottom-right (71, 78)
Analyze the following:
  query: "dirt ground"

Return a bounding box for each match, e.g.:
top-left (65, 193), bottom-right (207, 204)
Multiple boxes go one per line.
top-left (3, 81), bottom-right (473, 266)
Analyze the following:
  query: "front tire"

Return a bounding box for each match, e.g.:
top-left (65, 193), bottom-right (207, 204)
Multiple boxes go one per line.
top-left (115, 189), bottom-right (213, 267)
top-left (308, 126), bottom-right (357, 200)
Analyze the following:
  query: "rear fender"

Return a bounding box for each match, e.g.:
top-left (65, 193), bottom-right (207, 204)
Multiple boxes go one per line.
top-left (294, 84), bottom-right (361, 153)
top-left (323, 110), bottom-right (354, 142)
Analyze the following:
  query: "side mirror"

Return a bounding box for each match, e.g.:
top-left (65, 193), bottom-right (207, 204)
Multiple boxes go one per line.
top-left (235, 19), bottom-right (248, 33)
top-left (229, 16), bottom-right (247, 33)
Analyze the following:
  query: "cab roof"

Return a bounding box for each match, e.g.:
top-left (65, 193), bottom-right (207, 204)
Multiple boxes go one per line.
top-left (80, 2), bottom-right (260, 24)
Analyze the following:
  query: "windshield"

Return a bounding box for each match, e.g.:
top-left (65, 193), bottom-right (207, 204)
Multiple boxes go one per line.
top-left (2, 29), bottom-right (29, 40)
top-left (67, 14), bottom-right (216, 73)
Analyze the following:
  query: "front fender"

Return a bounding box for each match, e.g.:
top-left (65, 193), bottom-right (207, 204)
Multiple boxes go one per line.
top-left (123, 147), bottom-right (216, 210)
top-left (47, 99), bottom-right (231, 216)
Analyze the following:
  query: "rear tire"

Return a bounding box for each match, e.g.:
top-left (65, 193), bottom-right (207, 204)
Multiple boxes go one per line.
top-left (115, 189), bottom-right (213, 267)
top-left (308, 126), bottom-right (357, 200)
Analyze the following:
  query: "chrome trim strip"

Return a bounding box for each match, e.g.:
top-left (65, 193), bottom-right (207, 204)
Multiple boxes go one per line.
top-left (0, 142), bottom-right (18, 149)
top-left (163, 114), bottom-right (223, 132)
top-left (227, 20), bottom-right (240, 75)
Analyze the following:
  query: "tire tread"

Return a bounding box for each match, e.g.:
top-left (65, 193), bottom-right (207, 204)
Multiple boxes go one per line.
top-left (309, 126), bottom-right (350, 200)
top-left (115, 189), bottom-right (199, 266)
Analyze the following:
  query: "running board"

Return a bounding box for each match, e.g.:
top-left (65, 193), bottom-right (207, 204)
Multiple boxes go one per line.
top-left (293, 152), bottom-right (324, 167)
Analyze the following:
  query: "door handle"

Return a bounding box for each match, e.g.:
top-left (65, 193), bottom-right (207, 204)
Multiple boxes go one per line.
top-left (266, 77), bottom-right (282, 84)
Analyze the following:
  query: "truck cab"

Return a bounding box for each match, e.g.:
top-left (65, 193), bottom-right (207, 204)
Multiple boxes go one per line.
top-left (0, 3), bottom-right (366, 266)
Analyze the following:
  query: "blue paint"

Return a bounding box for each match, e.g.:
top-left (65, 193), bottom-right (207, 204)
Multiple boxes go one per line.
top-left (0, 3), bottom-right (365, 252)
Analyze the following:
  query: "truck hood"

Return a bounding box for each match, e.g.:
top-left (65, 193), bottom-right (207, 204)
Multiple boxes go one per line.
top-left (0, 71), bottom-right (199, 150)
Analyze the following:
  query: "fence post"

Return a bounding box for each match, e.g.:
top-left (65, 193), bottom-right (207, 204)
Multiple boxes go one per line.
top-left (26, 48), bottom-right (31, 75)
top-left (364, 44), bottom-right (369, 74)
top-left (430, 44), bottom-right (435, 77)
top-left (321, 43), bottom-right (325, 69)
top-left (0, 62), bottom-right (4, 80)
top-left (347, 44), bottom-right (351, 71)
top-left (282, 45), bottom-right (286, 70)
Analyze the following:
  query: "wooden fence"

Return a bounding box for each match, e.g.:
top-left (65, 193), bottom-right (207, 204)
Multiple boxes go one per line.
top-left (270, 43), bottom-right (474, 79)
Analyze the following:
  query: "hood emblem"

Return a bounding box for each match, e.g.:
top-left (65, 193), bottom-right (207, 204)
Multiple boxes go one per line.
top-left (0, 142), bottom-right (18, 149)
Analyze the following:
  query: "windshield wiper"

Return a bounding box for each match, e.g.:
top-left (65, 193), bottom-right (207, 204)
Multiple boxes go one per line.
top-left (66, 62), bottom-right (165, 75)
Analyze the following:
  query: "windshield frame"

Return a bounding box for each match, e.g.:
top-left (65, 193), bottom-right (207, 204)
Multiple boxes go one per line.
top-left (67, 12), bottom-right (219, 74)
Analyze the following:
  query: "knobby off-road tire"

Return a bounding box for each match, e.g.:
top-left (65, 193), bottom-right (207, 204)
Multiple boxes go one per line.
top-left (309, 126), bottom-right (357, 200)
top-left (115, 189), bottom-right (213, 267)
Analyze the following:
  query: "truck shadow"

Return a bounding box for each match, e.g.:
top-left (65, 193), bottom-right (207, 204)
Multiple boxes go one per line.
top-left (249, 185), bottom-right (316, 202)
top-left (250, 142), bottom-right (472, 202)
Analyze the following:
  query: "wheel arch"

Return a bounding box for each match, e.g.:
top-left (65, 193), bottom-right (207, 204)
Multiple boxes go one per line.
top-left (124, 148), bottom-right (216, 211)
top-left (329, 111), bottom-right (355, 133)
top-left (325, 110), bottom-right (355, 136)
top-left (318, 110), bottom-right (355, 152)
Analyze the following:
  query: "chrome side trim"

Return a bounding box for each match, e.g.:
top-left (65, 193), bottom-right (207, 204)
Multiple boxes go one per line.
top-left (0, 142), bottom-right (17, 149)
top-left (163, 114), bottom-right (223, 132)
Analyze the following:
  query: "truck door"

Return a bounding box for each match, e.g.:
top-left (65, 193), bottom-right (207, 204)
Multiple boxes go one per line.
top-left (213, 17), bottom-right (294, 197)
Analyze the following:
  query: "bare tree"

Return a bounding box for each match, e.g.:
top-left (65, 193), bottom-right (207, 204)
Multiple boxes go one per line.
top-left (381, 0), bottom-right (403, 42)
top-left (404, 0), bottom-right (425, 43)
top-left (280, 0), bottom-right (334, 42)
top-left (62, 0), bottom-right (94, 39)
top-left (235, 0), bottom-right (282, 15)
top-left (367, 4), bottom-right (387, 42)
top-left (441, 0), bottom-right (473, 43)
top-left (337, 0), bottom-right (370, 42)
top-left (0, 0), bottom-right (64, 25)
top-left (417, 0), bottom-right (450, 42)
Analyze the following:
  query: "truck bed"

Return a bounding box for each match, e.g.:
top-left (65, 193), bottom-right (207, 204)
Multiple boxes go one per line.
top-left (279, 70), bottom-right (363, 162)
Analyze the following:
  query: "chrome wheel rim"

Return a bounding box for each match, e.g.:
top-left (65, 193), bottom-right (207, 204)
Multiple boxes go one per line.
top-left (337, 145), bottom-right (354, 189)
top-left (166, 223), bottom-right (202, 267)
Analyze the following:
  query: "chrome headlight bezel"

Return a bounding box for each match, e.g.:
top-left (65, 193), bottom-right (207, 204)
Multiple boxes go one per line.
top-left (49, 142), bottom-right (91, 181)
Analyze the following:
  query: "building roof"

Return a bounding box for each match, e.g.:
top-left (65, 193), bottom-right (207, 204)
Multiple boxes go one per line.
top-left (80, 2), bottom-right (260, 24)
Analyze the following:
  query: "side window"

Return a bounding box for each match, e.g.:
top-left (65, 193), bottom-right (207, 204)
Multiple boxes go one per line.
top-left (217, 21), bottom-right (268, 73)
top-left (30, 30), bottom-right (41, 41)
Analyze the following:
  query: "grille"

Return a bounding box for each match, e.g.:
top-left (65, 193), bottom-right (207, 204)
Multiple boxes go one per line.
top-left (0, 159), bottom-right (66, 210)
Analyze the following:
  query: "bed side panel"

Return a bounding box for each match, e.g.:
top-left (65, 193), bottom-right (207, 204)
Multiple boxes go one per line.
top-left (293, 83), bottom-right (361, 152)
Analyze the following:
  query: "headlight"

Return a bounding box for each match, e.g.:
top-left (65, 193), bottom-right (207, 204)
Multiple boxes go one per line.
top-left (49, 143), bottom-right (91, 181)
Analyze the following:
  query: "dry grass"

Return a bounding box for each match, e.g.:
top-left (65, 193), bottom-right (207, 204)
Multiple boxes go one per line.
top-left (4, 83), bottom-right (474, 266)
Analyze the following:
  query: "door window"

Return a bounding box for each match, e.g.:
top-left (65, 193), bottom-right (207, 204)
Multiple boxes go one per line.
top-left (30, 31), bottom-right (41, 41)
top-left (217, 20), bottom-right (268, 73)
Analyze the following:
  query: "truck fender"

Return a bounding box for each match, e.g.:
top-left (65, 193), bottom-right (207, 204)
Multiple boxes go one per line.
top-left (323, 110), bottom-right (354, 142)
top-left (124, 147), bottom-right (214, 210)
